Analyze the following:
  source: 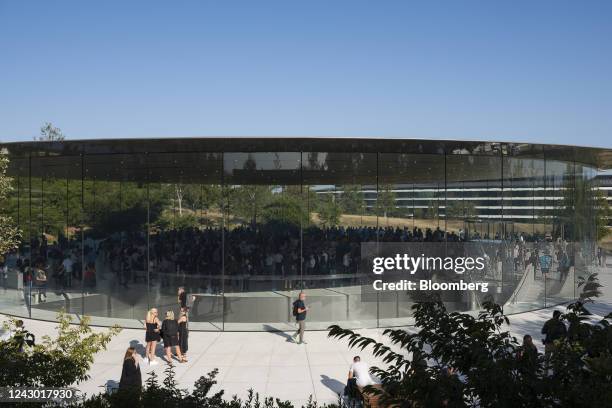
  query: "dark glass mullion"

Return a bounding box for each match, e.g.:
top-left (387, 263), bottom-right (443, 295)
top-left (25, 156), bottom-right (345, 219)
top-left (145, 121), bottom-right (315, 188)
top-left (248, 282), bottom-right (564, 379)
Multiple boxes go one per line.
top-left (28, 154), bottom-right (32, 318)
top-left (146, 152), bottom-right (151, 312)
top-left (543, 150), bottom-right (547, 308)
top-left (119, 162), bottom-right (124, 311)
top-left (16, 170), bottom-right (20, 231)
top-left (300, 152), bottom-right (303, 289)
top-left (221, 152), bottom-right (225, 331)
top-left (572, 158), bottom-right (577, 301)
top-left (444, 153), bottom-right (447, 242)
top-left (66, 168), bottom-right (69, 255)
top-left (81, 154), bottom-right (85, 316)
top-left (375, 151), bottom-right (380, 328)
top-left (500, 151), bottom-right (504, 239)
top-left (40, 169), bottom-right (44, 252)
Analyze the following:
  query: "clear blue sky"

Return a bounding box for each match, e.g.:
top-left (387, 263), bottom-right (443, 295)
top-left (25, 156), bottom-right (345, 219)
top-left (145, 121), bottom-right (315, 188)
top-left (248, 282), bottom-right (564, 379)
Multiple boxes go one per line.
top-left (1, 1), bottom-right (611, 147)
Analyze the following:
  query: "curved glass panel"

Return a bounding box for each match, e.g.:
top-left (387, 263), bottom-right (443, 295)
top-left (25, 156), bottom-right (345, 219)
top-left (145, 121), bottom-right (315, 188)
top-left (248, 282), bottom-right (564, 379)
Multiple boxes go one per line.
top-left (0, 140), bottom-right (606, 330)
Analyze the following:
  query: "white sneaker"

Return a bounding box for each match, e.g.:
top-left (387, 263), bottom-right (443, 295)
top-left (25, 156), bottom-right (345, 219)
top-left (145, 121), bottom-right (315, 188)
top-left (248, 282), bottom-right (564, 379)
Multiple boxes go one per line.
top-left (150, 359), bottom-right (159, 366)
top-left (143, 357), bottom-right (149, 365)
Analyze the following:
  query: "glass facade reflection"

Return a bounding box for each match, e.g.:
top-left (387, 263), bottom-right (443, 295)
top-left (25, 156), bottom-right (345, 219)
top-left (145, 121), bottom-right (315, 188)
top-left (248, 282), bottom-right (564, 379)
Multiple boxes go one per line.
top-left (0, 138), bottom-right (610, 331)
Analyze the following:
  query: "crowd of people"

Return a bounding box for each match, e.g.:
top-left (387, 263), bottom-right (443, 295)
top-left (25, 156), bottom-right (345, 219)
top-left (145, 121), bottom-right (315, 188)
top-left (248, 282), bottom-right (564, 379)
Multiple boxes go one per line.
top-left (2, 219), bottom-right (584, 299)
top-left (506, 236), bottom-right (592, 284)
top-left (7, 222), bottom-right (580, 296)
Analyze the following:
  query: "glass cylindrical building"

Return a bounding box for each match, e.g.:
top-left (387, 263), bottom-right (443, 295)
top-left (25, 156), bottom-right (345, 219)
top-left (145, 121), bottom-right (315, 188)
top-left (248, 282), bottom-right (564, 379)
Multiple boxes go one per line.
top-left (0, 138), bottom-right (610, 330)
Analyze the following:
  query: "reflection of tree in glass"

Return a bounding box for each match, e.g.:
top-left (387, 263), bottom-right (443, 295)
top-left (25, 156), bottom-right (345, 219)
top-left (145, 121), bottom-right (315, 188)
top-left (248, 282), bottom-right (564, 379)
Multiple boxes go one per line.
top-left (376, 184), bottom-right (396, 221)
top-left (244, 153), bottom-right (257, 172)
top-left (230, 185), bottom-right (272, 226)
top-left (553, 165), bottom-right (610, 242)
top-left (0, 155), bottom-right (21, 254)
top-left (306, 152), bottom-right (322, 170)
top-left (446, 200), bottom-right (477, 220)
top-left (426, 199), bottom-right (440, 221)
top-left (262, 195), bottom-right (308, 226)
top-left (317, 194), bottom-right (342, 227)
top-left (339, 184), bottom-right (365, 215)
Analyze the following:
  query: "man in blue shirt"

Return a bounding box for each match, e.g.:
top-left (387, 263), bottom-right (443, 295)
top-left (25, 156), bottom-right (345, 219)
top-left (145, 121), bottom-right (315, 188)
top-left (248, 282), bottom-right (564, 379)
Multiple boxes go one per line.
top-left (539, 248), bottom-right (553, 277)
top-left (292, 292), bottom-right (309, 344)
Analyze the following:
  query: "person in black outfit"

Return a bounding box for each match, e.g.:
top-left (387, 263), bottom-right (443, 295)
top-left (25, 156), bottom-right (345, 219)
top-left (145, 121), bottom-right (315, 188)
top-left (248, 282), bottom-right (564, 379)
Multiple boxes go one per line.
top-left (178, 308), bottom-right (189, 362)
top-left (144, 308), bottom-right (161, 365)
top-left (541, 310), bottom-right (567, 357)
top-left (161, 310), bottom-right (183, 363)
top-left (518, 334), bottom-right (539, 369)
top-left (119, 347), bottom-right (142, 391)
top-left (178, 287), bottom-right (187, 310)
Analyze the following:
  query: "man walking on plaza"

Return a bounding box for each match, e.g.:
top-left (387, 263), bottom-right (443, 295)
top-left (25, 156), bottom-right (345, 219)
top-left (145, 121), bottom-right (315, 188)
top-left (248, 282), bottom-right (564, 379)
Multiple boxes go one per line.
top-left (292, 292), bottom-right (308, 344)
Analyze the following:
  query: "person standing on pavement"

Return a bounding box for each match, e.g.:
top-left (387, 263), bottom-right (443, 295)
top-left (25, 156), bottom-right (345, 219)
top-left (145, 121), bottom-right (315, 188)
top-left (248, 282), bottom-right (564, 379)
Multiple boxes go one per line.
top-left (119, 347), bottom-right (142, 391)
top-left (177, 286), bottom-right (187, 310)
top-left (541, 310), bottom-right (567, 357)
top-left (177, 308), bottom-right (189, 362)
top-left (292, 292), bottom-right (309, 344)
top-left (1, 256), bottom-right (8, 293)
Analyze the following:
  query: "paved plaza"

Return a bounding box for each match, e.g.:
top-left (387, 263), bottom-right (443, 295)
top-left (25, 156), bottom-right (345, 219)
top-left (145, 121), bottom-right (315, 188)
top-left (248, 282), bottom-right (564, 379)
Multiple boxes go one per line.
top-left (2, 264), bottom-right (611, 406)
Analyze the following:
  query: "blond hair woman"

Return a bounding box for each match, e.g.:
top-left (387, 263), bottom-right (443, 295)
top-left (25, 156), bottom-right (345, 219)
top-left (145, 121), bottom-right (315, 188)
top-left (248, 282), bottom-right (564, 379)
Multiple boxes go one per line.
top-left (161, 310), bottom-right (183, 363)
top-left (144, 308), bottom-right (161, 365)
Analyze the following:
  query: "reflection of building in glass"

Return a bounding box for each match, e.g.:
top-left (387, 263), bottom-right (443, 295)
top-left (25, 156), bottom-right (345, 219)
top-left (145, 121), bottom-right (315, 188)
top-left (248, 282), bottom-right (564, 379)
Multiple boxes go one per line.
top-left (0, 138), bottom-right (610, 331)
top-left (318, 173), bottom-right (612, 222)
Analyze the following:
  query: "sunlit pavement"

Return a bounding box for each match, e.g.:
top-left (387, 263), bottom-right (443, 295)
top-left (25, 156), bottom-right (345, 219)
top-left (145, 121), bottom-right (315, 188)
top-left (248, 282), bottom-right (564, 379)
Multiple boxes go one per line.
top-left (2, 263), bottom-right (611, 406)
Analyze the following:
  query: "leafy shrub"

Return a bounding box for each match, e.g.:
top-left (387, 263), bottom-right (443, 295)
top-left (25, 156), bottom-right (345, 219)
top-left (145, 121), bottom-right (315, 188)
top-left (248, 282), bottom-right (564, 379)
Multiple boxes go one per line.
top-left (0, 312), bottom-right (120, 388)
top-left (329, 294), bottom-right (612, 408)
top-left (79, 363), bottom-right (339, 408)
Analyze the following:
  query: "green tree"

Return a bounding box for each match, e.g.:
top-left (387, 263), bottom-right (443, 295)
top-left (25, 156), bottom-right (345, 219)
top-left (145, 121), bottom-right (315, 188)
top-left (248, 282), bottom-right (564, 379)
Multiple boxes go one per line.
top-left (375, 184), bottom-right (396, 221)
top-left (595, 189), bottom-right (611, 241)
top-left (329, 288), bottom-right (612, 408)
top-left (0, 312), bottom-right (120, 388)
top-left (80, 365), bottom-right (331, 408)
top-left (0, 153), bottom-right (21, 255)
top-left (317, 195), bottom-right (342, 227)
top-left (339, 184), bottom-right (365, 215)
top-left (175, 184), bottom-right (222, 215)
top-left (426, 199), bottom-right (440, 220)
top-left (230, 185), bottom-right (273, 226)
top-left (38, 122), bottom-right (66, 141)
top-left (554, 167), bottom-right (609, 242)
top-left (413, 207), bottom-right (426, 219)
top-left (157, 210), bottom-right (200, 230)
top-left (92, 181), bottom-right (160, 235)
top-left (446, 200), bottom-right (477, 220)
top-left (262, 194), bottom-right (309, 227)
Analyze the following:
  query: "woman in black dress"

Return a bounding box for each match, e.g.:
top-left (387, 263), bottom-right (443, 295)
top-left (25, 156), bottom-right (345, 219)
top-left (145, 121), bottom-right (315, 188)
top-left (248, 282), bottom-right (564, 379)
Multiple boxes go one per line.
top-left (161, 310), bottom-right (183, 363)
top-left (178, 309), bottom-right (189, 362)
top-left (144, 308), bottom-right (161, 365)
top-left (119, 347), bottom-right (142, 391)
